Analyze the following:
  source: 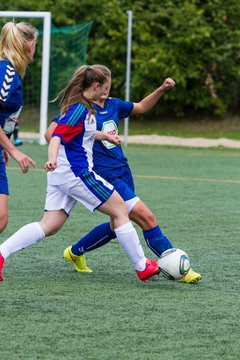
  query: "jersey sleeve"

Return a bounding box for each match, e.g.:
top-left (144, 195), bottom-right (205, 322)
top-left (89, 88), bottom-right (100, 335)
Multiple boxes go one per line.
top-left (52, 103), bottom-right (88, 144)
top-left (51, 114), bottom-right (61, 123)
top-left (115, 98), bottom-right (134, 118)
top-left (0, 64), bottom-right (18, 109)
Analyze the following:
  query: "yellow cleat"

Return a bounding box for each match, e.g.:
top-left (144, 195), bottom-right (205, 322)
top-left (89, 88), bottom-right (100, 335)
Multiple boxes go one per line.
top-left (63, 246), bottom-right (93, 273)
top-left (181, 268), bottom-right (202, 284)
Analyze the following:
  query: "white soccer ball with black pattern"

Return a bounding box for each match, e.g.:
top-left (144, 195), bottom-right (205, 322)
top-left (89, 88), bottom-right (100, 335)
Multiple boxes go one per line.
top-left (158, 248), bottom-right (191, 280)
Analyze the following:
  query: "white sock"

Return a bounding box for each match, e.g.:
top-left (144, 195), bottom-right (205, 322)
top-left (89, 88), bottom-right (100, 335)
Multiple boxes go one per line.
top-left (115, 222), bottom-right (146, 271)
top-left (0, 222), bottom-right (45, 259)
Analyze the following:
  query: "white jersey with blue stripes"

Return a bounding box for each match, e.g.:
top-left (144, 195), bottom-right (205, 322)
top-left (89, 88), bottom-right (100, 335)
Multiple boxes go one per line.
top-left (48, 103), bottom-right (96, 185)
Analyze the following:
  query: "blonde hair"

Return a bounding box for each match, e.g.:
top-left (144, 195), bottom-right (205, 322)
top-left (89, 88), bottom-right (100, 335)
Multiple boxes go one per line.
top-left (0, 22), bottom-right (38, 78)
top-left (56, 64), bottom-right (111, 115)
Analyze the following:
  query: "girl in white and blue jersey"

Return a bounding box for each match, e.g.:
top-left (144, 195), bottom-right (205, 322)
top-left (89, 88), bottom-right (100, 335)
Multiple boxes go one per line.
top-left (0, 22), bottom-right (37, 233)
top-left (0, 64), bottom-right (160, 282)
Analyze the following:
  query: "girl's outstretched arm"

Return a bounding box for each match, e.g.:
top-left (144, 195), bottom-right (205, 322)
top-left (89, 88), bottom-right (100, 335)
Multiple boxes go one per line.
top-left (132, 78), bottom-right (175, 115)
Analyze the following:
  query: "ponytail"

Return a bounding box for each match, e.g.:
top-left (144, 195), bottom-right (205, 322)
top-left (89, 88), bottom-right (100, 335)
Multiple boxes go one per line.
top-left (54, 64), bottom-right (111, 115)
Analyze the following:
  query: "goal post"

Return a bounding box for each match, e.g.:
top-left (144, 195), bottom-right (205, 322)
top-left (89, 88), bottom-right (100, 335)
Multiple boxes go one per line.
top-left (0, 11), bottom-right (51, 145)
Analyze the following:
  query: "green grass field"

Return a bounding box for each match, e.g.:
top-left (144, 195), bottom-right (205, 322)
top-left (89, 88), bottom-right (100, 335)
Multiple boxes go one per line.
top-left (121, 115), bottom-right (240, 139)
top-left (1, 143), bottom-right (240, 360)
top-left (19, 107), bottom-right (240, 140)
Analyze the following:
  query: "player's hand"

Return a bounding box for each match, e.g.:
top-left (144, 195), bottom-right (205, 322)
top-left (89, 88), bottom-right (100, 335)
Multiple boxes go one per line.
top-left (106, 134), bottom-right (122, 146)
top-left (10, 148), bottom-right (36, 174)
top-left (2, 150), bottom-right (10, 166)
top-left (44, 160), bottom-right (57, 172)
top-left (161, 78), bottom-right (175, 91)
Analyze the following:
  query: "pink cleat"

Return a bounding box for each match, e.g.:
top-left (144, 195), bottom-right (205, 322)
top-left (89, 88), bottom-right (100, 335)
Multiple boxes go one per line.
top-left (0, 254), bottom-right (5, 282)
top-left (136, 259), bottom-right (160, 282)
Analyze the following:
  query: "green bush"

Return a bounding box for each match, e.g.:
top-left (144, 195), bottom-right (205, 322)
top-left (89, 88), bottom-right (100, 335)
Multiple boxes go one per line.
top-left (1, 0), bottom-right (240, 117)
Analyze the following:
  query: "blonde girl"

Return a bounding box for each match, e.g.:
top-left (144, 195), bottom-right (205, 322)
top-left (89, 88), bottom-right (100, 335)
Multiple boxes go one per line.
top-left (0, 22), bottom-right (37, 233)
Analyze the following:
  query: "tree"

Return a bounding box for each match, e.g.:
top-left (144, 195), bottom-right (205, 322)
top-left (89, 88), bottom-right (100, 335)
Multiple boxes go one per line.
top-left (1, 0), bottom-right (240, 116)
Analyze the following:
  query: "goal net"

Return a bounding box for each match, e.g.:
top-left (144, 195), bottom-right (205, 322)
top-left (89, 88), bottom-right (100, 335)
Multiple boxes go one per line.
top-left (25, 22), bottom-right (92, 131)
top-left (0, 12), bottom-right (92, 144)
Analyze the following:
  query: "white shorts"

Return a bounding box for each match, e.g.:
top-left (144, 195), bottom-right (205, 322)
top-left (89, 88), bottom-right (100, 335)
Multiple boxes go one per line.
top-left (125, 197), bottom-right (140, 213)
top-left (45, 170), bottom-right (114, 215)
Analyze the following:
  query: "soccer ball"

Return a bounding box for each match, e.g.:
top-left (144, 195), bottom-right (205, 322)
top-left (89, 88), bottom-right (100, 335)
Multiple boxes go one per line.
top-left (158, 248), bottom-right (191, 280)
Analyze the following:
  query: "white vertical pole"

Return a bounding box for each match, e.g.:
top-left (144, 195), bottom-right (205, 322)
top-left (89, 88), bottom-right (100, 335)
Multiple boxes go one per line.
top-left (123, 10), bottom-right (132, 147)
top-left (39, 12), bottom-right (51, 145)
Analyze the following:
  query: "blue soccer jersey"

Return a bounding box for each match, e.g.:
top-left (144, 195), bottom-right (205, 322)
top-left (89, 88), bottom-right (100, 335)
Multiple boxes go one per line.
top-left (49, 103), bottom-right (97, 185)
top-left (0, 60), bottom-right (23, 142)
top-left (92, 97), bottom-right (133, 178)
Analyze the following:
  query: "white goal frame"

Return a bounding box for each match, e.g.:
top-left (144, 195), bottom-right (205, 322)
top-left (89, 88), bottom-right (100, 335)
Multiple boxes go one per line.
top-left (0, 11), bottom-right (51, 145)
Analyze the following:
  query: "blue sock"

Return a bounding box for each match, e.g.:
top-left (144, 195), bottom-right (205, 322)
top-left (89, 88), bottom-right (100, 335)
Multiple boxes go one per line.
top-left (143, 225), bottom-right (173, 257)
top-left (71, 222), bottom-right (116, 256)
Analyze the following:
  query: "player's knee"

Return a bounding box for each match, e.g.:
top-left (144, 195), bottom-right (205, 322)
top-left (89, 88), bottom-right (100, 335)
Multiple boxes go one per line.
top-left (119, 202), bottom-right (129, 218)
top-left (112, 203), bottom-right (129, 224)
top-left (0, 215), bottom-right (8, 233)
top-left (112, 195), bottom-right (129, 215)
top-left (130, 207), bottom-right (157, 228)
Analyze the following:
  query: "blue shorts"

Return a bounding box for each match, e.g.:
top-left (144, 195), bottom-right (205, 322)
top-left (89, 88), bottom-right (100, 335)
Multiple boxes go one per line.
top-left (0, 155), bottom-right (9, 195)
top-left (100, 166), bottom-right (137, 202)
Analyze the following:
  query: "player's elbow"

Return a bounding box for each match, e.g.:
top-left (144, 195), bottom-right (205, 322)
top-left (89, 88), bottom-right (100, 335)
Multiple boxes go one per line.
top-left (132, 103), bottom-right (145, 115)
top-left (44, 131), bottom-right (51, 143)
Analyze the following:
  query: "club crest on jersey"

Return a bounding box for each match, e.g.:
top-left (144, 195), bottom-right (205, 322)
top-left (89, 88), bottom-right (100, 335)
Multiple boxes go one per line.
top-left (101, 120), bottom-right (118, 149)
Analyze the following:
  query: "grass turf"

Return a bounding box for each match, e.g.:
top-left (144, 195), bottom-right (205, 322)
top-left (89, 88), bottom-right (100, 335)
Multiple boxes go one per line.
top-left (18, 108), bottom-right (240, 140)
top-left (1, 143), bottom-right (240, 360)
top-left (121, 115), bottom-right (240, 139)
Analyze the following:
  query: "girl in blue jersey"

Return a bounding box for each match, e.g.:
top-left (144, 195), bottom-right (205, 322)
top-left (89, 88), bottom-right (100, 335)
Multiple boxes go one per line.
top-left (0, 64), bottom-right (160, 282)
top-left (0, 22), bottom-right (37, 233)
top-left (46, 74), bottom-right (201, 283)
